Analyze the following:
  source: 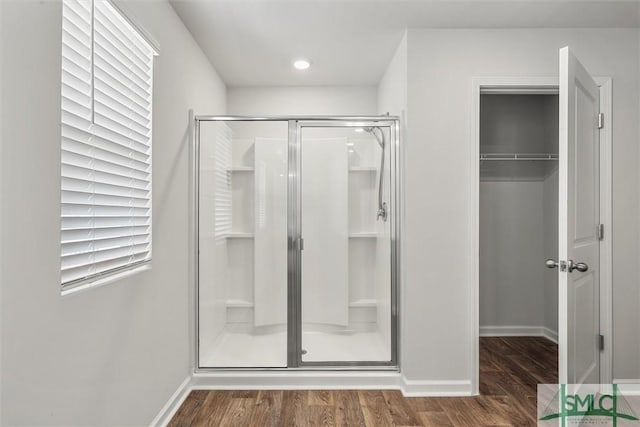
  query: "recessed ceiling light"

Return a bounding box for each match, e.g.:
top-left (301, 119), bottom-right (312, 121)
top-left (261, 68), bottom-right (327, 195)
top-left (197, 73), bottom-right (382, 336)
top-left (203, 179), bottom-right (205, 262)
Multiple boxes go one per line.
top-left (354, 128), bottom-right (364, 133)
top-left (293, 58), bottom-right (311, 70)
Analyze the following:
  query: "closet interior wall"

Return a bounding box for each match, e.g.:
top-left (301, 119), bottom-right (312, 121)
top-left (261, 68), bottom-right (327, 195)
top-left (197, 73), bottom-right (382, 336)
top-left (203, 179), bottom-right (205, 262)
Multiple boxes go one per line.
top-left (479, 94), bottom-right (559, 340)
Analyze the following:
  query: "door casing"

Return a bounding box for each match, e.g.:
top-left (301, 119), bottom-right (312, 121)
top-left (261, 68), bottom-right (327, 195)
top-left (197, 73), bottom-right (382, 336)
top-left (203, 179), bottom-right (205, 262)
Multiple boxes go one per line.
top-left (470, 77), bottom-right (613, 394)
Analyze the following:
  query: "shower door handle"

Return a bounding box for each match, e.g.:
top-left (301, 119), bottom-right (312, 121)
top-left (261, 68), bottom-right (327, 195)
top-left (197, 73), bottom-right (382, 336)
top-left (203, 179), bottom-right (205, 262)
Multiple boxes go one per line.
top-left (297, 237), bottom-right (304, 251)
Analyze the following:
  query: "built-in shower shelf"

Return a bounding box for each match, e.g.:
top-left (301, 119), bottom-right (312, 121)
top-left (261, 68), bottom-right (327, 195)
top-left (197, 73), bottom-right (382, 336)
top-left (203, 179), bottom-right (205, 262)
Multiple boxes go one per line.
top-left (349, 166), bottom-right (377, 172)
top-left (349, 299), bottom-right (377, 308)
top-left (226, 299), bottom-right (253, 308)
top-left (227, 232), bottom-right (254, 239)
top-left (228, 166), bottom-right (254, 172)
top-left (231, 166), bottom-right (374, 172)
top-left (348, 232), bottom-right (378, 238)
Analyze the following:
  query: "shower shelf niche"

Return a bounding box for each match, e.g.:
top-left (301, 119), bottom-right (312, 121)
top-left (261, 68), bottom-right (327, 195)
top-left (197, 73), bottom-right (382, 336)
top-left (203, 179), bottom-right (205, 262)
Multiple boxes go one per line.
top-left (348, 232), bottom-right (378, 238)
top-left (226, 299), bottom-right (253, 308)
top-left (349, 166), bottom-right (377, 172)
top-left (349, 299), bottom-right (377, 308)
top-left (227, 232), bottom-right (254, 239)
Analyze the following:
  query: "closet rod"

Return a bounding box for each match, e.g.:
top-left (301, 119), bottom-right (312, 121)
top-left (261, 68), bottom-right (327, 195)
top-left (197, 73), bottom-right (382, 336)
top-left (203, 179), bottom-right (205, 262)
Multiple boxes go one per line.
top-left (479, 153), bottom-right (558, 161)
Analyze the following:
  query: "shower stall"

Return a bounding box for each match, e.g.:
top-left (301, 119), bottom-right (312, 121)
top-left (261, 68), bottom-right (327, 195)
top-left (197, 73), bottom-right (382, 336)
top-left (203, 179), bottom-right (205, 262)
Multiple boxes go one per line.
top-left (194, 116), bottom-right (399, 369)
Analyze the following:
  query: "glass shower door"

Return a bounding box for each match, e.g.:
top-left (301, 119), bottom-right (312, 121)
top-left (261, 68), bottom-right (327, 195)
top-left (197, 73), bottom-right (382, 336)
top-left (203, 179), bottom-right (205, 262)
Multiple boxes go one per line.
top-left (197, 120), bottom-right (289, 368)
top-left (296, 122), bottom-right (396, 365)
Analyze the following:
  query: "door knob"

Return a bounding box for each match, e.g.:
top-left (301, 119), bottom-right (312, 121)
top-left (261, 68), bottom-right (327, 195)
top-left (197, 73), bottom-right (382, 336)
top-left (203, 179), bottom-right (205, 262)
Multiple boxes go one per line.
top-left (545, 259), bottom-right (588, 272)
top-left (567, 260), bottom-right (589, 273)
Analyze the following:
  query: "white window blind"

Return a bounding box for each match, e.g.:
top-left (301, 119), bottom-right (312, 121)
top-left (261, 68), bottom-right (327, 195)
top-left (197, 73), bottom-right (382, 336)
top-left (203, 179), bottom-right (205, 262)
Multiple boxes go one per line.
top-left (61, 0), bottom-right (156, 289)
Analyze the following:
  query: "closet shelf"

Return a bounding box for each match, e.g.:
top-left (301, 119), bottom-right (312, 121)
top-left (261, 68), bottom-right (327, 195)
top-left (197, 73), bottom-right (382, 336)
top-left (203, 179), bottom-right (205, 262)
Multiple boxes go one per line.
top-left (480, 153), bottom-right (558, 161)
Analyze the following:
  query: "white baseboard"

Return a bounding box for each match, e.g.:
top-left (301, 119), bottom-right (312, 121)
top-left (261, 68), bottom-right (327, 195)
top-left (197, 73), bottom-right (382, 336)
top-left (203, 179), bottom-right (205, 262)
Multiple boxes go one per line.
top-left (541, 327), bottom-right (558, 343)
top-left (192, 371), bottom-right (473, 397)
top-left (612, 380), bottom-right (640, 396)
top-left (192, 371), bottom-right (403, 390)
top-left (150, 376), bottom-right (192, 427)
top-left (613, 378), bottom-right (640, 384)
top-left (401, 378), bottom-right (472, 397)
top-left (480, 325), bottom-right (558, 343)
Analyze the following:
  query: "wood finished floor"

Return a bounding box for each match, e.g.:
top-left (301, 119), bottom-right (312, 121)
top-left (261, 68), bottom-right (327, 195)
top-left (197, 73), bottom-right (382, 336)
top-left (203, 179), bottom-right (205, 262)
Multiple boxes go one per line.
top-left (169, 336), bottom-right (557, 426)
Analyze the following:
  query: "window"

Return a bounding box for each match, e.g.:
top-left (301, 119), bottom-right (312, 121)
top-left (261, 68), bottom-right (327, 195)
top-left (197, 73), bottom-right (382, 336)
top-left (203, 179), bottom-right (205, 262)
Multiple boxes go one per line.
top-left (61, 0), bottom-right (157, 291)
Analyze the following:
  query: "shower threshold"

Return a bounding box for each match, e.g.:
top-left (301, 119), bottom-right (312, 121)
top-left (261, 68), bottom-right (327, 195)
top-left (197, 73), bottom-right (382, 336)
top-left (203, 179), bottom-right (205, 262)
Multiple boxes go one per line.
top-left (200, 328), bottom-right (390, 368)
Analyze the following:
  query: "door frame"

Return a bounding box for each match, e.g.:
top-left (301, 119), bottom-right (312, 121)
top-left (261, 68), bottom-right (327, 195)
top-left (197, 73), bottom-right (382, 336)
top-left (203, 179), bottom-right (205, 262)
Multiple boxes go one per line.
top-left (469, 76), bottom-right (613, 394)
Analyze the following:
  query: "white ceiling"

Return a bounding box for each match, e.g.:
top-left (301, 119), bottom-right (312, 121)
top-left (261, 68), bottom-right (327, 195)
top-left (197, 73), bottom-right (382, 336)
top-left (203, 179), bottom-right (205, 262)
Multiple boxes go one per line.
top-left (169, 0), bottom-right (640, 87)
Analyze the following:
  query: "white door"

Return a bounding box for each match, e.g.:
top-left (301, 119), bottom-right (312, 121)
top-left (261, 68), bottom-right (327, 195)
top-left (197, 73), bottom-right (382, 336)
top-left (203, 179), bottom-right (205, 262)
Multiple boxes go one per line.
top-left (556, 46), bottom-right (601, 384)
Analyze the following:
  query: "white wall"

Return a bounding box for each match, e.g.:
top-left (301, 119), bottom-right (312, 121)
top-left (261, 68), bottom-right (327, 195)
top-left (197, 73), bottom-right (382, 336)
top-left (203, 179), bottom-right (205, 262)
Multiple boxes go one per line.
top-left (0, 1), bottom-right (226, 424)
top-left (479, 181), bottom-right (545, 330)
top-left (479, 176), bottom-right (559, 338)
top-left (227, 86), bottom-right (377, 116)
top-left (405, 28), bottom-right (640, 387)
top-left (0, 0), bottom-right (4, 422)
top-left (479, 177), bottom-right (559, 340)
top-left (377, 32), bottom-right (407, 372)
top-left (378, 33), bottom-right (408, 120)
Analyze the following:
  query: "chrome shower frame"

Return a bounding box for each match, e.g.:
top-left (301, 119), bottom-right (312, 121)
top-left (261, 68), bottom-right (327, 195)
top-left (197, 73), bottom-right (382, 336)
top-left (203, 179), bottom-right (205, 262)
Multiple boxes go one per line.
top-left (192, 115), bottom-right (401, 372)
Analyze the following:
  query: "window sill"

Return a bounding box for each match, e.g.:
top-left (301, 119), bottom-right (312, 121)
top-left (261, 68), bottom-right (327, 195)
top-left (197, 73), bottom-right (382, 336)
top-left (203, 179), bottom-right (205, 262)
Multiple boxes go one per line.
top-left (61, 262), bottom-right (152, 297)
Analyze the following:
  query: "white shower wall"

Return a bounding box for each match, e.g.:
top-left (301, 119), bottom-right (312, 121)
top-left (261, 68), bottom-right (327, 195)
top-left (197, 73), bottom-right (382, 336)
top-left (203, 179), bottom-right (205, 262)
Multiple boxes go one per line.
top-left (212, 126), bottom-right (384, 331)
top-left (301, 137), bottom-right (350, 327)
top-left (224, 86), bottom-right (383, 337)
top-left (254, 137), bottom-right (288, 327)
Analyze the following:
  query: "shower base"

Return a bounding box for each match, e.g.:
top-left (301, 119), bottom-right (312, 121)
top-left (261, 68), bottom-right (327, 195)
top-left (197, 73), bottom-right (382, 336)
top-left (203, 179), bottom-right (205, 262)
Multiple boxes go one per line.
top-left (200, 329), bottom-right (390, 368)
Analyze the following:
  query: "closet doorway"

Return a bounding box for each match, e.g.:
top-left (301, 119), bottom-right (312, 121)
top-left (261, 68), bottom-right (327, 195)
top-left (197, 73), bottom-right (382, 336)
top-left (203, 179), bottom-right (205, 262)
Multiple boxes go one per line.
top-left (478, 91), bottom-right (560, 393)
top-left (471, 54), bottom-right (613, 394)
